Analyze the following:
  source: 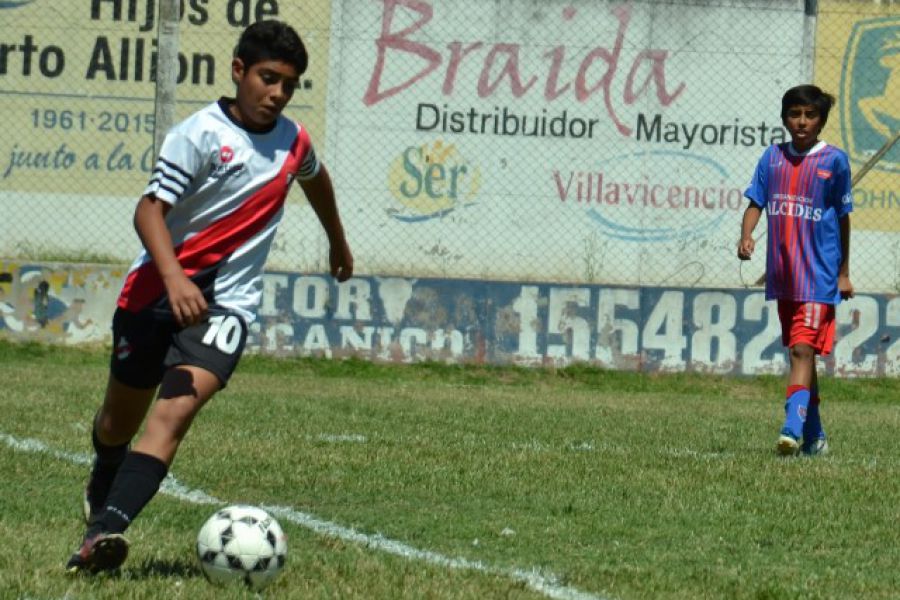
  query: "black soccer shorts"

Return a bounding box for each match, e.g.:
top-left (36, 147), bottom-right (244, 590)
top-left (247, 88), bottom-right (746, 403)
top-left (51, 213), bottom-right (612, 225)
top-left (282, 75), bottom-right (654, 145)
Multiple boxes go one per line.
top-left (109, 306), bottom-right (248, 389)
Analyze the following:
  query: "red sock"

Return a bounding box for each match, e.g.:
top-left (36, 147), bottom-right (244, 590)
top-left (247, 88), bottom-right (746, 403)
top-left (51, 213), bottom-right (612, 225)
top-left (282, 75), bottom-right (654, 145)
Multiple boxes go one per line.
top-left (786, 384), bottom-right (807, 398)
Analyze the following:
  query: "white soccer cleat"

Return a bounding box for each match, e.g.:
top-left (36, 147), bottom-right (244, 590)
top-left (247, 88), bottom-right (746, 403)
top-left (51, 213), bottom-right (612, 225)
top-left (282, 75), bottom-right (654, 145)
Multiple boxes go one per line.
top-left (802, 438), bottom-right (829, 456)
top-left (776, 434), bottom-right (800, 456)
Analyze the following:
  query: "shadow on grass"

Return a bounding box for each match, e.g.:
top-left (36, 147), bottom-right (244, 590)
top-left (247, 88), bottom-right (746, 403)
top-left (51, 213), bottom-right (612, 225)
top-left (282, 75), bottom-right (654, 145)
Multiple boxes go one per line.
top-left (129, 557), bottom-right (202, 579)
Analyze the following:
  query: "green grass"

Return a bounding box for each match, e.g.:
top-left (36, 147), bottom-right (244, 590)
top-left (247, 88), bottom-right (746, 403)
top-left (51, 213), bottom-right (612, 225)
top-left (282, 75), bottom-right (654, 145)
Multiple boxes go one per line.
top-left (5, 242), bottom-right (126, 264)
top-left (1, 340), bottom-right (899, 599)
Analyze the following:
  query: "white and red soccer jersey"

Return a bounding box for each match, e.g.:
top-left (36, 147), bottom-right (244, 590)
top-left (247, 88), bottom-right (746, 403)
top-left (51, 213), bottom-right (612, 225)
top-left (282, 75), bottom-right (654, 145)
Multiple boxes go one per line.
top-left (744, 141), bottom-right (853, 304)
top-left (118, 98), bottom-right (319, 323)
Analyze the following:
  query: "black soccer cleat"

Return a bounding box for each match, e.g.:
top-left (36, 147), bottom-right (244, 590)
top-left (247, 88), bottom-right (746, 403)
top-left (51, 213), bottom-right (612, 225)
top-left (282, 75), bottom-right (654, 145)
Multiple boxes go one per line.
top-left (65, 532), bottom-right (130, 575)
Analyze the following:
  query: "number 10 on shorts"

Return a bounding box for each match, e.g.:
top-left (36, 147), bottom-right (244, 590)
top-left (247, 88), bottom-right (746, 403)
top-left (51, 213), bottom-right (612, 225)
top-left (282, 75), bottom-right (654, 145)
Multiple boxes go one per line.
top-left (202, 315), bottom-right (243, 354)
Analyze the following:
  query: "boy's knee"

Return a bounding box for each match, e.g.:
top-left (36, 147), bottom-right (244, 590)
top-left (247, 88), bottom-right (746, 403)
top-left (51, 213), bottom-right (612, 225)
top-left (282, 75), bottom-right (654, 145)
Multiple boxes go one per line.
top-left (95, 407), bottom-right (143, 445)
top-left (789, 344), bottom-right (815, 361)
top-left (94, 418), bottom-right (133, 447)
top-left (155, 395), bottom-right (203, 432)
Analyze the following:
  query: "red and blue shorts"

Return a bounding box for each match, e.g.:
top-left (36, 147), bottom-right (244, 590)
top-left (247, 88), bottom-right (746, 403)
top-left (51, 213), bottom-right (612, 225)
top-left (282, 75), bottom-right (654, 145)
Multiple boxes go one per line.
top-left (777, 300), bottom-right (836, 355)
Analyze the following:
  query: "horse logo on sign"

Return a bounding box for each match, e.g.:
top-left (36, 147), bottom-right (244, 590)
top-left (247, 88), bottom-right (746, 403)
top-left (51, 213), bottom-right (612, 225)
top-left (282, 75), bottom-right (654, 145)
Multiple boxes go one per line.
top-left (840, 18), bottom-right (900, 174)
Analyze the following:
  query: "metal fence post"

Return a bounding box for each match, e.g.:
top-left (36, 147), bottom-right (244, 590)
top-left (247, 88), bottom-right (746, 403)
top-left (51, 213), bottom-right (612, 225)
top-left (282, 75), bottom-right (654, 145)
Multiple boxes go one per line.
top-left (154, 0), bottom-right (180, 157)
top-left (802, 0), bottom-right (818, 83)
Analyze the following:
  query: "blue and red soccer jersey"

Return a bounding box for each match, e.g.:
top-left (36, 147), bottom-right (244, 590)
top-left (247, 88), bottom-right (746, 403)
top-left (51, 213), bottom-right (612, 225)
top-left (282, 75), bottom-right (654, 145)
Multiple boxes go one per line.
top-left (744, 141), bottom-right (853, 304)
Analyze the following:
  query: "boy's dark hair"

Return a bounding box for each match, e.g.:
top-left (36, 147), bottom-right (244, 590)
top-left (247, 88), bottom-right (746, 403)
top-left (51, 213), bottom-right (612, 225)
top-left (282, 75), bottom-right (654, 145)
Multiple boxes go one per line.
top-left (780, 85), bottom-right (835, 126)
top-left (234, 20), bottom-right (308, 75)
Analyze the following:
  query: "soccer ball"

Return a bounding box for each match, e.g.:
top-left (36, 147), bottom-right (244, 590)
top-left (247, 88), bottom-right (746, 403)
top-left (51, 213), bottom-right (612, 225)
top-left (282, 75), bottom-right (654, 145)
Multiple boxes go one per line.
top-left (196, 505), bottom-right (287, 590)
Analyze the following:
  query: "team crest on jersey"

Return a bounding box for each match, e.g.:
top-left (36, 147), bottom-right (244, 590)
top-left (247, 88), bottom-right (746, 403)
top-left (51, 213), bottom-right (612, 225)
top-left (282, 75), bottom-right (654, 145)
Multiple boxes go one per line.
top-left (816, 169), bottom-right (832, 179)
top-left (211, 145), bottom-right (243, 178)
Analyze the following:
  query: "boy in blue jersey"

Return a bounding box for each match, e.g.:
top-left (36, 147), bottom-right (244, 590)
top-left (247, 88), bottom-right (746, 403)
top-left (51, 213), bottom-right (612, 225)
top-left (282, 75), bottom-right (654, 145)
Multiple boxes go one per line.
top-left (737, 84), bottom-right (854, 456)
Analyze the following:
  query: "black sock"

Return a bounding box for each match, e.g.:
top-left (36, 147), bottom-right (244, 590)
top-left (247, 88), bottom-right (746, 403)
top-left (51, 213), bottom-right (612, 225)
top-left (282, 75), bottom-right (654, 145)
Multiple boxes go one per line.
top-left (87, 426), bottom-right (129, 508)
top-left (89, 451), bottom-right (168, 536)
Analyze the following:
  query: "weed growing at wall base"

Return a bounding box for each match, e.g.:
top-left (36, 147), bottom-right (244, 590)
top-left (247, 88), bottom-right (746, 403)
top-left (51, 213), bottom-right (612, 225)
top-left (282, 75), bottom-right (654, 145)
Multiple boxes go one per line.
top-left (1, 340), bottom-right (899, 599)
top-left (8, 241), bottom-right (125, 264)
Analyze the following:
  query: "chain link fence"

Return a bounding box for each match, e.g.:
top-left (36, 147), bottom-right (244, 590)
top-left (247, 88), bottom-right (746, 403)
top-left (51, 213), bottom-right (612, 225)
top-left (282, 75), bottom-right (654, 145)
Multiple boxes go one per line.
top-left (1, 0), bottom-right (897, 293)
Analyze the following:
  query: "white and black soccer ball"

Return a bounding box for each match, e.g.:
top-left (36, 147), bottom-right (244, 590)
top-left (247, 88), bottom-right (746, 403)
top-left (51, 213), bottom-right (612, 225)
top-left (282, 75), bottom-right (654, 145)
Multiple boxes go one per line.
top-left (196, 505), bottom-right (287, 590)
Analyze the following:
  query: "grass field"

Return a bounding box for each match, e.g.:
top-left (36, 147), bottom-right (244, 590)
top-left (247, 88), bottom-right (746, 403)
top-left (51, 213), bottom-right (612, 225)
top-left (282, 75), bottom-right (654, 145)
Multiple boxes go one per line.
top-left (1, 339), bottom-right (899, 600)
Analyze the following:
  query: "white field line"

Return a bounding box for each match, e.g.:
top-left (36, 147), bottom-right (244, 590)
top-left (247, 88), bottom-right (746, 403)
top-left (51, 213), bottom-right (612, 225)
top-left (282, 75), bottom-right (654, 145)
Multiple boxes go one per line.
top-left (312, 433), bottom-right (368, 443)
top-left (0, 432), bottom-right (609, 600)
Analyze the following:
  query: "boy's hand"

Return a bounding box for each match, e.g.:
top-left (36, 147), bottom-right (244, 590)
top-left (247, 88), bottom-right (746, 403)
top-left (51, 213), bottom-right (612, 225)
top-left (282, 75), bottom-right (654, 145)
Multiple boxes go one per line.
top-left (330, 238), bottom-right (354, 282)
top-left (163, 272), bottom-right (208, 327)
top-left (737, 237), bottom-right (755, 260)
top-left (838, 275), bottom-right (855, 300)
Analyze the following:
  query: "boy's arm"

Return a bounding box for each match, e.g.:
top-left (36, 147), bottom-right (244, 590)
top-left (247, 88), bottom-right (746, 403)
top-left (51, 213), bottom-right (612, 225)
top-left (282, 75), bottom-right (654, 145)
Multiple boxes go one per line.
top-left (737, 203), bottom-right (763, 260)
top-left (299, 164), bottom-right (354, 282)
top-left (133, 194), bottom-right (208, 326)
top-left (838, 214), bottom-right (854, 299)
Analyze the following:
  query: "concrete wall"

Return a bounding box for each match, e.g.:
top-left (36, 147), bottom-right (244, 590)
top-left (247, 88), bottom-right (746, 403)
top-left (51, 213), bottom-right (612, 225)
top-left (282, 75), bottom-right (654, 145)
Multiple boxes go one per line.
top-left (3, 261), bottom-right (898, 376)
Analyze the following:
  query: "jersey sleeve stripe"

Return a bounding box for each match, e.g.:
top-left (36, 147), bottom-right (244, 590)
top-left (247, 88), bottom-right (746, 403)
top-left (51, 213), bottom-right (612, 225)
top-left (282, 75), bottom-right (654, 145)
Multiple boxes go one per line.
top-left (158, 157), bottom-right (193, 180)
top-left (148, 170), bottom-right (188, 192)
top-left (296, 145), bottom-right (320, 180)
top-left (155, 182), bottom-right (186, 198)
top-left (151, 165), bottom-right (191, 189)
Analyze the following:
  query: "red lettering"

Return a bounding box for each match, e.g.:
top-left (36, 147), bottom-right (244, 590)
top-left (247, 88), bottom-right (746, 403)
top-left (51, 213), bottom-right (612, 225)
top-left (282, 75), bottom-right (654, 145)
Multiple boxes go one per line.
top-left (544, 5), bottom-right (576, 101)
top-left (444, 41), bottom-right (483, 94)
top-left (553, 170), bottom-right (574, 201)
top-left (364, 1), bottom-right (687, 138)
top-left (625, 49), bottom-right (685, 106)
top-left (575, 5), bottom-right (628, 134)
top-left (651, 185), bottom-right (664, 207)
top-left (478, 44), bottom-right (537, 97)
top-left (544, 47), bottom-right (570, 101)
top-left (364, 0), bottom-right (441, 106)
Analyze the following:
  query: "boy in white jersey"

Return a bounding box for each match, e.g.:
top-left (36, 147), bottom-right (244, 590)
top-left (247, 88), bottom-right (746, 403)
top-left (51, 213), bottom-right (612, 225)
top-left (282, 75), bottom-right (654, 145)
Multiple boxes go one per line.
top-left (737, 85), bottom-right (853, 457)
top-left (66, 20), bottom-right (353, 574)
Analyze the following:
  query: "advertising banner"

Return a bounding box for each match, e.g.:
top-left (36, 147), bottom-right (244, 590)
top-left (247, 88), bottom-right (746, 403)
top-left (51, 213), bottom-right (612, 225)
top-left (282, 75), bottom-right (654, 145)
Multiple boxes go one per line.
top-left (325, 0), bottom-right (806, 287)
top-left (0, 0), bottom-right (332, 198)
top-left (3, 262), bottom-right (898, 376)
top-left (817, 2), bottom-right (899, 232)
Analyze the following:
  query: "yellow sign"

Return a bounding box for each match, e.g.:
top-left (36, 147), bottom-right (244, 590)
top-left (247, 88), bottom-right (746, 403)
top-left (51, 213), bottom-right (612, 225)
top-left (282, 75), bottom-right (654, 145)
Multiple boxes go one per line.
top-left (0, 0), bottom-right (332, 198)
top-left (387, 140), bottom-right (482, 222)
top-left (817, 2), bottom-right (899, 232)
